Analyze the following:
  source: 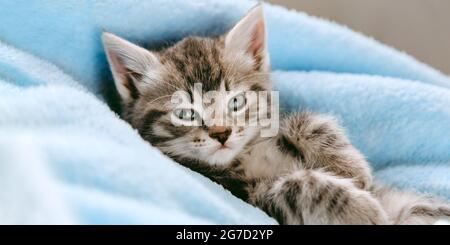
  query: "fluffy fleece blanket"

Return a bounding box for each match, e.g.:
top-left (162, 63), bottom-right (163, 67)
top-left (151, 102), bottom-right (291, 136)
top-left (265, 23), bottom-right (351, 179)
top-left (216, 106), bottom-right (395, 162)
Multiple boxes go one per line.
top-left (0, 0), bottom-right (449, 224)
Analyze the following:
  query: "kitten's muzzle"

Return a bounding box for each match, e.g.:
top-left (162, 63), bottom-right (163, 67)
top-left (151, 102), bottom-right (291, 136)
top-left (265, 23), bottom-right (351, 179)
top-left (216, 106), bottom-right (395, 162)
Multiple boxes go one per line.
top-left (208, 126), bottom-right (232, 145)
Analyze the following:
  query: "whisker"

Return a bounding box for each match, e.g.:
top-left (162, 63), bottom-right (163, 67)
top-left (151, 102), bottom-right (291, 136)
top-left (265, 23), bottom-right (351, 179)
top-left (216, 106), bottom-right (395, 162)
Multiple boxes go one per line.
top-left (147, 94), bottom-right (174, 105)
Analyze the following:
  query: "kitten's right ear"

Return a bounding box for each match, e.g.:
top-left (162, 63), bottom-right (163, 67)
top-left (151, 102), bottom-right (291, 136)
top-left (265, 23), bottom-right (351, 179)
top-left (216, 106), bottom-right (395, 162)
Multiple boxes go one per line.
top-left (224, 5), bottom-right (269, 72)
top-left (102, 32), bottom-right (160, 101)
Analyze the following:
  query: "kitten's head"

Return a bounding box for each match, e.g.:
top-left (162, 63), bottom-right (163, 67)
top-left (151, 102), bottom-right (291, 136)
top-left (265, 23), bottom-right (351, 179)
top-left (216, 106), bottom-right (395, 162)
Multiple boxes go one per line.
top-left (103, 5), bottom-right (271, 166)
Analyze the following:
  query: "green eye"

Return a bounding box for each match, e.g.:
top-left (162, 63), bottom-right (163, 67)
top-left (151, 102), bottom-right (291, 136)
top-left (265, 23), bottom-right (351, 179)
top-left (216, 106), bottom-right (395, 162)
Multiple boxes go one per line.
top-left (174, 108), bottom-right (199, 121)
top-left (228, 93), bottom-right (246, 112)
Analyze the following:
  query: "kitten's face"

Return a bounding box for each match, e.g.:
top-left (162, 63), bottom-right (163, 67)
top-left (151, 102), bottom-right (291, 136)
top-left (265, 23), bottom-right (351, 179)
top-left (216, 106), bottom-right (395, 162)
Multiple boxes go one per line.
top-left (103, 6), bottom-right (270, 166)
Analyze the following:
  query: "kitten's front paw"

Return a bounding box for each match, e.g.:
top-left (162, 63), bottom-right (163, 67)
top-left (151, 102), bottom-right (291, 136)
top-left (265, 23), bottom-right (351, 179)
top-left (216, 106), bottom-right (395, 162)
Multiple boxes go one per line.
top-left (280, 112), bottom-right (374, 191)
top-left (252, 170), bottom-right (388, 225)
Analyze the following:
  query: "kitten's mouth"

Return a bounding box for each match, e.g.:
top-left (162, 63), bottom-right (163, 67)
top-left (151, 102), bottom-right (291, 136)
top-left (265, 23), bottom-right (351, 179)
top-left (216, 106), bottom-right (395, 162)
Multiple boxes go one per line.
top-left (214, 144), bottom-right (231, 152)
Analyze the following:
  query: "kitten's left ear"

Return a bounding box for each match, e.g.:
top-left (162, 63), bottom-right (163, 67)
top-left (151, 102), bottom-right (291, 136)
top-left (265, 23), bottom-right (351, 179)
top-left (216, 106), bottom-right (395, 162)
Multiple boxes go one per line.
top-left (102, 32), bottom-right (161, 102)
top-left (224, 5), bottom-right (269, 72)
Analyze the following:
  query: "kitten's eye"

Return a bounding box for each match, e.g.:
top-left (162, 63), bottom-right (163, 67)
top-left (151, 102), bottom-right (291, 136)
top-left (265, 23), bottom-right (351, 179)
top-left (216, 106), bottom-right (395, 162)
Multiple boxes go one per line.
top-left (228, 93), bottom-right (246, 112)
top-left (174, 108), bottom-right (200, 121)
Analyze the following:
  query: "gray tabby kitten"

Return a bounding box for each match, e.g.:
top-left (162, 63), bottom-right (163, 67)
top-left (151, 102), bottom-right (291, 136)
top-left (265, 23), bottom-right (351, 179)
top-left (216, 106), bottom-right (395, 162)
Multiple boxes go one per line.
top-left (102, 6), bottom-right (450, 224)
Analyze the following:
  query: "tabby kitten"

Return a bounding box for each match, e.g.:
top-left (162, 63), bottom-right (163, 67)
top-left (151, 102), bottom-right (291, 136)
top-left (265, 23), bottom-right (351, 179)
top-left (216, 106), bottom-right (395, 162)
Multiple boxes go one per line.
top-left (103, 5), bottom-right (450, 224)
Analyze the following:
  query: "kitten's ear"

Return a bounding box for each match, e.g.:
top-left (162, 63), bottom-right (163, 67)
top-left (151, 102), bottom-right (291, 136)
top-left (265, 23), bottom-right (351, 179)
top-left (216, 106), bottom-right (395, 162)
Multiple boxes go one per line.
top-left (102, 32), bottom-right (160, 101)
top-left (224, 5), bottom-right (269, 72)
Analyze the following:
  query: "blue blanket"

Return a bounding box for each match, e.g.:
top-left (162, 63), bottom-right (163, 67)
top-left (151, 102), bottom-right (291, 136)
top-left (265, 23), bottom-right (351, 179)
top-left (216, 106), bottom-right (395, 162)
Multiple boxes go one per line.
top-left (0, 0), bottom-right (449, 224)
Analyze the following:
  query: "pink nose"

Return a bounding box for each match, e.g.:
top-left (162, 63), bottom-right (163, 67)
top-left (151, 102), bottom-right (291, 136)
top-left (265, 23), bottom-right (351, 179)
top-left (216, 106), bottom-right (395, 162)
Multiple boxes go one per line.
top-left (208, 126), bottom-right (231, 145)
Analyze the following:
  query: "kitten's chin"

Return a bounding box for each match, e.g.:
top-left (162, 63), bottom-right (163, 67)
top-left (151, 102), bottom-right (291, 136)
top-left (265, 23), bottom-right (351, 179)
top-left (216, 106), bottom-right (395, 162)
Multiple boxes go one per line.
top-left (205, 147), bottom-right (240, 166)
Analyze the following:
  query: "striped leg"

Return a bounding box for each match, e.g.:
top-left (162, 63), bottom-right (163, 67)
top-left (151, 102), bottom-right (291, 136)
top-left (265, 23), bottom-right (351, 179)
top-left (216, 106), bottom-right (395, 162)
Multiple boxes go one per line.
top-left (249, 169), bottom-right (388, 225)
top-left (279, 112), bottom-right (373, 190)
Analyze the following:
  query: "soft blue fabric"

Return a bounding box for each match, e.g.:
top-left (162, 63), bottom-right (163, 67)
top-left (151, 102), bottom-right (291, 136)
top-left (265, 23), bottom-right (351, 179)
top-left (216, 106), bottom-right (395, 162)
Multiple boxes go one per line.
top-left (0, 0), bottom-right (449, 224)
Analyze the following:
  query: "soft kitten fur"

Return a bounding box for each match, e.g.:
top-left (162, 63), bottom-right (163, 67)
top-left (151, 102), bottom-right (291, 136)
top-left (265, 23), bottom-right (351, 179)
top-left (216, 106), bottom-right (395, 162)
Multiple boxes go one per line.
top-left (103, 5), bottom-right (450, 224)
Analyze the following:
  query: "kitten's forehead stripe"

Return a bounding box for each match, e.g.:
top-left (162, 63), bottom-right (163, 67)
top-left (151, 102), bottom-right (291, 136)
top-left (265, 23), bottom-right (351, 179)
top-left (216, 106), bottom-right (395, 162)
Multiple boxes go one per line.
top-left (250, 83), bottom-right (265, 92)
top-left (224, 79), bottom-right (230, 91)
top-left (161, 37), bottom-right (225, 93)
